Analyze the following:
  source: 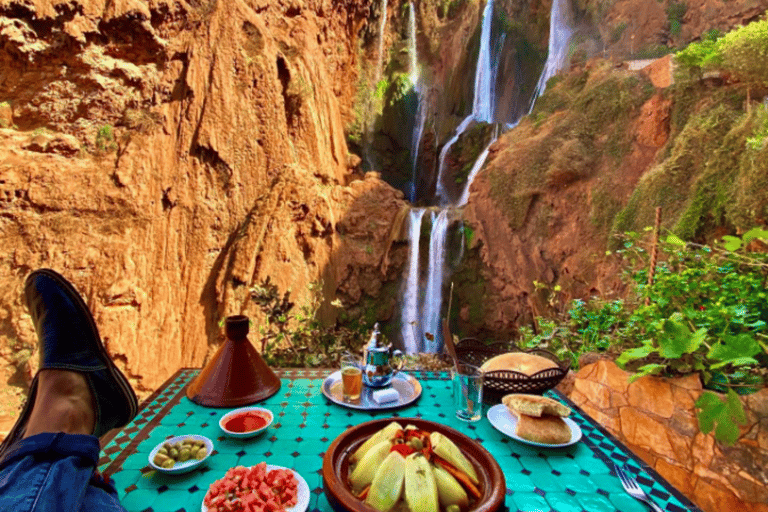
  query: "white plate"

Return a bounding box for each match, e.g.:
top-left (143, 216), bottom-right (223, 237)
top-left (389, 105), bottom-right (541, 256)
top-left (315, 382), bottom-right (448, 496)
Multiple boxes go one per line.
top-left (201, 465), bottom-right (310, 512)
top-left (148, 434), bottom-right (213, 475)
top-left (219, 406), bottom-right (274, 439)
top-left (487, 403), bottom-right (582, 448)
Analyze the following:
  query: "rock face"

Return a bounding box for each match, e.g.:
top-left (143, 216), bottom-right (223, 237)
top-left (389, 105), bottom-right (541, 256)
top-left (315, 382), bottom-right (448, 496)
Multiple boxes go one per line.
top-left (571, 360), bottom-right (768, 512)
top-left (0, 0), bottom-right (409, 414)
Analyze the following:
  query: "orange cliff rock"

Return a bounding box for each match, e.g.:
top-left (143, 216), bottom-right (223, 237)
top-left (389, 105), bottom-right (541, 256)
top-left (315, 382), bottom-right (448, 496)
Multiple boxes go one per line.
top-left (0, 0), bottom-right (408, 416)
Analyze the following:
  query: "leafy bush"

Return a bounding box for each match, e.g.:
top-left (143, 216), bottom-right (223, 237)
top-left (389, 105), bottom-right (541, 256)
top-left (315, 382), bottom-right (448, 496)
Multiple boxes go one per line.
top-left (615, 229), bottom-right (767, 385)
top-left (249, 278), bottom-right (370, 368)
top-left (520, 229), bottom-right (768, 444)
top-left (675, 16), bottom-right (768, 89)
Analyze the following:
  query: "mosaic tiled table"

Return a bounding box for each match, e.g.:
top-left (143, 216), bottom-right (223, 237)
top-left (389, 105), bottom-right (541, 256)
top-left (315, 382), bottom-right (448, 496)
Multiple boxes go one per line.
top-left (98, 369), bottom-right (703, 512)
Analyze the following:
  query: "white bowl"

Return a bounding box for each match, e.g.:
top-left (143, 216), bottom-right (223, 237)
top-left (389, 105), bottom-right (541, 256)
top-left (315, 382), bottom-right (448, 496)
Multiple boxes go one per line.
top-left (218, 406), bottom-right (274, 439)
top-left (148, 434), bottom-right (213, 475)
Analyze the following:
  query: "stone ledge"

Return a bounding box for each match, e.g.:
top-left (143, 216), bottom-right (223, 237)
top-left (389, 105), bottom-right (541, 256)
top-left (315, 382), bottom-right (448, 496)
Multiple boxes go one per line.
top-left (570, 359), bottom-right (768, 512)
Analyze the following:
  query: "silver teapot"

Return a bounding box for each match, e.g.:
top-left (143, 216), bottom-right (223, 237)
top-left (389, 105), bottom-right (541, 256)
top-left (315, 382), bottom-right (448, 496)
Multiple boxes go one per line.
top-left (363, 323), bottom-right (404, 388)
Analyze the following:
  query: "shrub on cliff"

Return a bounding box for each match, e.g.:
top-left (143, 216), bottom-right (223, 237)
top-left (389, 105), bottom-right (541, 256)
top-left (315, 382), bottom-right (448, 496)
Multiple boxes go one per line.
top-left (675, 16), bottom-right (768, 92)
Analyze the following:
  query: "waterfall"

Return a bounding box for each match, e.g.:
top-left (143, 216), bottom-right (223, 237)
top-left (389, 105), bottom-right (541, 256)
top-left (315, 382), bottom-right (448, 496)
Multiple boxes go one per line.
top-left (421, 210), bottom-right (449, 352)
top-left (530, 0), bottom-right (575, 108)
top-left (473, 0), bottom-right (496, 123)
top-left (375, 0), bottom-right (388, 84)
top-left (400, 208), bottom-right (426, 353)
top-left (397, 0), bottom-right (575, 353)
top-left (408, 2), bottom-right (418, 84)
top-left (435, 0), bottom-right (497, 205)
top-left (408, 2), bottom-right (426, 203)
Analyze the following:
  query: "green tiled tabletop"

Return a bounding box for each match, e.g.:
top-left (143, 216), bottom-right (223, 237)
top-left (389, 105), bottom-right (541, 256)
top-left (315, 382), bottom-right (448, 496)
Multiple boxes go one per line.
top-left (98, 369), bottom-right (702, 512)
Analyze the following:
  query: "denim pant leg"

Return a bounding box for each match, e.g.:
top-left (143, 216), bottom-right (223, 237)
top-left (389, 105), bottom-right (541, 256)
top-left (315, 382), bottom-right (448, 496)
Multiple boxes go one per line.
top-left (0, 433), bottom-right (126, 512)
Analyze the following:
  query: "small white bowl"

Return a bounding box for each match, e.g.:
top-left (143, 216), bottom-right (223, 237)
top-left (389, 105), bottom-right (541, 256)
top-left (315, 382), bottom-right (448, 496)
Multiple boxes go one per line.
top-left (219, 406), bottom-right (274, 439)
top-left (148, 434), bottom-right (213, 475)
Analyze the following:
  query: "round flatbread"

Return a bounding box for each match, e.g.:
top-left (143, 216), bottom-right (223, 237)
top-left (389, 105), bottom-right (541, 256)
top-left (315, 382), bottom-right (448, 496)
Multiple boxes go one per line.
top-left (480, 352), bottom-right (558, 375)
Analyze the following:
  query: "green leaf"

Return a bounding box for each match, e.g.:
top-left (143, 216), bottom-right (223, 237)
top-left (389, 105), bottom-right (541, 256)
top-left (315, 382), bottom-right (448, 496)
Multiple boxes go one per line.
top-left (695, 390), bottom-right (748, 445)
top-left (721, 235), bottom-right (742, 251)
top-left (616, 344), bottom-right (656, 366)
top-left (709, 357), bottom-right (759, 369)
top-left (659, 316), bottom-right (705, 358)
top-left (666, 234), bottom-right (686, 246)
top-left (727, 389), bottom-right (747, 424)
top-left (629, 363), bottom-right (667, 381)
top-left (695, 392), bottom-right (724, 433)
top-left (714, 420), bottom-right (741, 445)
top-left (708, 333), bottom-right (761, 361)
top-left (742, 227), bottom-right (768, 245)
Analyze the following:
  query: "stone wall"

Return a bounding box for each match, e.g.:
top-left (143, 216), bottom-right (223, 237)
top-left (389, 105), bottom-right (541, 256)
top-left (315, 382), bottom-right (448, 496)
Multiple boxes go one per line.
top-left (570, 360), bottom-right (768, 512)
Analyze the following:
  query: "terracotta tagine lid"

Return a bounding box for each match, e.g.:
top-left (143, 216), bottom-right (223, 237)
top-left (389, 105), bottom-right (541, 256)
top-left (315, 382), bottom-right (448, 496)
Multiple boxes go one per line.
top-left (186, 315), bottom-right (281, 407)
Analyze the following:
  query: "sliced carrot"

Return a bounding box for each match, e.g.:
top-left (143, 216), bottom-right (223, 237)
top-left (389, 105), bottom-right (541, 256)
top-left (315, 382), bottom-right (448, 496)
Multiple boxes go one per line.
top-left (434, 456), bottom-right (481, 499)
top-left (356, 484), bottom-right (370, 500)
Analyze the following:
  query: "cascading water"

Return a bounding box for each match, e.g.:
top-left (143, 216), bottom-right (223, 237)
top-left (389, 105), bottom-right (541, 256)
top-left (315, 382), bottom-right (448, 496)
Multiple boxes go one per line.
top-left (374, 0), bottom-right (388, 84)
top-left (530, 0), bottom-right (575, 108)
top-left (398, 0), bottom-right (574, 353)
top-left (400, 208), bottom-right (426, 353)
top-left (408, 2), bottom-right (426, 203)
top-left (421, 209), bottom-right (450, 352)
top-left (435, 0), bottom-right (499, 206)
top-left (407, 3), bottom-right (418, 84)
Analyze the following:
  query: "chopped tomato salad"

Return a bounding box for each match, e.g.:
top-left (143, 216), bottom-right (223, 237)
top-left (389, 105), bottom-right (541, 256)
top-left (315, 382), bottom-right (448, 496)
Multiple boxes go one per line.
top-left (204, 463), bottom-right (298, 512)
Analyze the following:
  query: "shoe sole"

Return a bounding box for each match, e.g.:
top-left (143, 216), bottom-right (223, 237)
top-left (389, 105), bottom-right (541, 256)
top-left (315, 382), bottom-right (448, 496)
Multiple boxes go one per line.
top-left (0, 269), bottom-right (139, 460)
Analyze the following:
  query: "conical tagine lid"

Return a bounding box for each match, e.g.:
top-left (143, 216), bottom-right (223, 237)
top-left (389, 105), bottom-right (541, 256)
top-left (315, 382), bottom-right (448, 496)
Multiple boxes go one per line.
top-left (186, 315), bottom-right (281, 407)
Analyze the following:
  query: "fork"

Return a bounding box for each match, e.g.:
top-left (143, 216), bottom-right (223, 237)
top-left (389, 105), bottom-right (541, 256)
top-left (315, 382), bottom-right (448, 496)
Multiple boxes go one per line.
top-left (614, 464), bottom-right (664, 512)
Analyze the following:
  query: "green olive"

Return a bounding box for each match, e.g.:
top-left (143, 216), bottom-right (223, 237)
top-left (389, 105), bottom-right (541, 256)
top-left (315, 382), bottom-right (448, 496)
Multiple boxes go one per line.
top-left (158, 447), bottom-right (168, 456)
top-left (153, 453), bottom-right (170, 466)
top-left (178, 448), bottom-right (191, 462)
top-left (187, 445), bottom-right (200, 458)
top-left (162, 459), bottom-right (175, 469)
top-left (169, 448), bottom-right (179, 459)
top-left (195, 448), bottom-right (208, 460)
top-left (409, 438), bottom-right (424, 451)
top-left (446, 505), bottom-right (461, 512)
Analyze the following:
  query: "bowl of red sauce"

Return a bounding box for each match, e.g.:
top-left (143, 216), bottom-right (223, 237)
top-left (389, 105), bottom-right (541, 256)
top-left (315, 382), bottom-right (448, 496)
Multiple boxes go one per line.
top-left (219, 407), bottom-right (274, 439)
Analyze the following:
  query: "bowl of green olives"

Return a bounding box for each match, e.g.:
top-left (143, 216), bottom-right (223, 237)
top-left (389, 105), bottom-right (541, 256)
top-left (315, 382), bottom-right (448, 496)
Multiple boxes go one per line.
top-left (148, 434), bottom-right (213, 475)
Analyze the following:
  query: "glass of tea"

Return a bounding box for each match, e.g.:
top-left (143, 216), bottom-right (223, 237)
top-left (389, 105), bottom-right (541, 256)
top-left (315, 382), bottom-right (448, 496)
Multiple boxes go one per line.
top-left (340, 354), bottom-right (362, 402)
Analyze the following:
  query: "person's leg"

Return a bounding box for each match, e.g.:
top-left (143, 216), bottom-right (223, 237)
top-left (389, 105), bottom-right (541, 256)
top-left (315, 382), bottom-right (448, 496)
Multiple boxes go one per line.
top-left (23, 369), bottom-right (96, 438)
top-left (0, 369), bottom-right (126, 512)
top-left (0, 269), bottom-right (138, 511)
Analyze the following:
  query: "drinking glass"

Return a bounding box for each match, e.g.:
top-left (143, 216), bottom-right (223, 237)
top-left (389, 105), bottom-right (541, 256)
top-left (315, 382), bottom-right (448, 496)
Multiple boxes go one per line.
top-left (341, 354), bottom-right (362, 402)
top-left (452, 363), bottom-right (483, 422)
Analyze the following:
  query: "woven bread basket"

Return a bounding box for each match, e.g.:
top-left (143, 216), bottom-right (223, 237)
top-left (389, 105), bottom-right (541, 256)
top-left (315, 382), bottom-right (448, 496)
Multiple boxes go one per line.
top-left (454, 338), bottom-right (570, 404)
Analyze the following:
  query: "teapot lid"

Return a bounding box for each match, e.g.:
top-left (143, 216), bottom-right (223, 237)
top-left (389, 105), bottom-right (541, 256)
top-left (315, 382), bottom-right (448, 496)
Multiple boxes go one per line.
top-left (367, 322), bottom-right (386, 348)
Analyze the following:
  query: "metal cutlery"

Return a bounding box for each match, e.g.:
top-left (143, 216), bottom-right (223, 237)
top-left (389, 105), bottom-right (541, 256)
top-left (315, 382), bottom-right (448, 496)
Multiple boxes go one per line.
top-left (614, 464), bottom-right (664, 512)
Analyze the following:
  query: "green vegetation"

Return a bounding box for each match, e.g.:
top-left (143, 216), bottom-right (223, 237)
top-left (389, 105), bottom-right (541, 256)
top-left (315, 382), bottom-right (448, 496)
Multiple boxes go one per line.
top-left (519, 230), bottom-right (768, 444)
top-left (250, 278), bottom-right (372, 368)
top-left (95, 125), bottom-right (117, 153)
top-left (666, 1), bottom-right (687, 38)
top-left (675, 17), bottom-right (768, 91)
top-left (490, 66), bottom-right (652, 232)
top-left (437, 0), bottom-right (466, 19)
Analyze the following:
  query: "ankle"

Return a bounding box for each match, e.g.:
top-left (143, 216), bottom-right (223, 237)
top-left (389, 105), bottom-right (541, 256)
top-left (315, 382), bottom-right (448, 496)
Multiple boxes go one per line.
top-left (23, 369), bottom-right (97, 438)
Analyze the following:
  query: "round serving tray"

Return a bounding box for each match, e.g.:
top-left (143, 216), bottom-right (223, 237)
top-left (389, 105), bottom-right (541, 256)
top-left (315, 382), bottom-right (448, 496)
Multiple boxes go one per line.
top-left (322, 417), bottom-right (506, 512)
top-left (321, 371), bottom-right (422, 410)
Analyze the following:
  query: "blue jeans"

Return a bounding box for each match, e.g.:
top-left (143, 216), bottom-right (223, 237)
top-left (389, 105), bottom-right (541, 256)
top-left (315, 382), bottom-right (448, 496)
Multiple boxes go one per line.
top-left (0, 433), bottom-right (126, 512)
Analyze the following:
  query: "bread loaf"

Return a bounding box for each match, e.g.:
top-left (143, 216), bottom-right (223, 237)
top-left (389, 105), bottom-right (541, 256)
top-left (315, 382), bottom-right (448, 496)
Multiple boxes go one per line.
top-left (514, 412), bottom-right (572, 444)
top-left (479, 352), bottom-right (557, 375)
top-left (502, 393), bottom-right (571, 418)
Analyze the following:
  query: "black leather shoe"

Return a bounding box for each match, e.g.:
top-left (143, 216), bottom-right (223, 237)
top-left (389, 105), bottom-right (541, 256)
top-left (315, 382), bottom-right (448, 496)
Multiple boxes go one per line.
top-left (0, 269), bottom-right (138, 460)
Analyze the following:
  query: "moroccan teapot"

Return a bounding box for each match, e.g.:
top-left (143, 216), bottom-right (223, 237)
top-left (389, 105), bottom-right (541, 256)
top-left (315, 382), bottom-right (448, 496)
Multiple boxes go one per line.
top-left (362, 323), bottom-right (404, 388)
